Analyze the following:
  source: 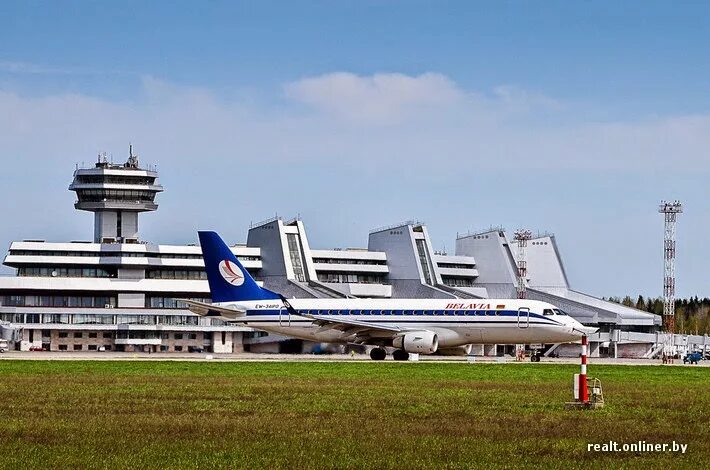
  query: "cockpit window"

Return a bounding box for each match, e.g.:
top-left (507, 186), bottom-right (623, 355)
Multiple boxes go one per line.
top-left (543, 309), bottom-right (554, 316)
top-left (553, 309), bottom-right (568, 316)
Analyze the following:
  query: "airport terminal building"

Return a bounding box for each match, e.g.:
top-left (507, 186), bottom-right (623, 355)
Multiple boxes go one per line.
top-left (1, 152), bottom-right (707, 357)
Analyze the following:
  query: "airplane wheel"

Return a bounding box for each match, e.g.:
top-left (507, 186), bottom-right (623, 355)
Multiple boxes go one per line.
top-left (392, 349), bottom-right (409, 361)
top-left (370, 348), bottom-right (387, 361)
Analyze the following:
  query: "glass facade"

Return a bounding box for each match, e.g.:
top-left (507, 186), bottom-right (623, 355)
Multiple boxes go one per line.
top-left (77, 189), bottom-right (157, 203)
top-left (147, 270), bottom-right (208, 280)
top-left (18, 267), bottom-right (114, 278)
top-left (147, 297), bottom-right (211, 309)
top-left (317, 273), bottom-right (386, 284)
top-left (442, 277), bottom-right (475, 287)
top-left (9, 250), bottom-right (258, 261)
top-left (312, 258), bottom-right (386, 265)
top-left (287, 234), bottom-right (306, 282)
top-left (0, 312), bottom-right (224, 327)
top-left (416, 239), bottom-right (434, 285)
top-left (438, 263), bottom-right (475, 270)
top-left (1, 295), bottom-right (117, 308)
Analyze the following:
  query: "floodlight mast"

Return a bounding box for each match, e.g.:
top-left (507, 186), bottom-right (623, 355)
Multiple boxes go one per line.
top-left (513, 229), bottom-right (533, 299)
top-left (658, 200), bottom-right (682, 353)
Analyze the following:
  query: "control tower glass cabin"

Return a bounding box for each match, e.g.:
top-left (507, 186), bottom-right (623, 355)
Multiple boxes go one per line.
top-left (69, 146), bottom-right (163, 243)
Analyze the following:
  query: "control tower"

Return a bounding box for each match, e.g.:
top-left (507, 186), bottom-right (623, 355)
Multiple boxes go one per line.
top-left (69, 146), bottom-right (163, 243)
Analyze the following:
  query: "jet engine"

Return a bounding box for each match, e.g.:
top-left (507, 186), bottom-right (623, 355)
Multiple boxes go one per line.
top-left (436, 344), bottom-right (473, 356)
top-left (392, 331), bottom-right (438, 354)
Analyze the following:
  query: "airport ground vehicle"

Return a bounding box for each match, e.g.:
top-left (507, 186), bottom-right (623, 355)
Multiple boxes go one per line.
top-left (0, 339), bottom-right (9, 353)
top-left (683, 351), bottom-right (702, 364)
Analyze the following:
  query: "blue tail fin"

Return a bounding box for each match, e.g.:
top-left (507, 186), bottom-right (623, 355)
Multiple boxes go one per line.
top-left (198, 231), bottom-right (280, 303)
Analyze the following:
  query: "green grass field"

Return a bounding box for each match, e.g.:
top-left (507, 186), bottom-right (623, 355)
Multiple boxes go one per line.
top-left (0, 361), bottom-right (707, 469)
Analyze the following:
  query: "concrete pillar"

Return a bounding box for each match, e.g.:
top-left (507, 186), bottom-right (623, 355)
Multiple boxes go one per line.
top-left (212, 331), bottom-right (233, 353)
top-left (20, 329), bottom-right (42, 351)
top-left (232, 332), bottom-right (244, 353)
top-left (588, 341), bottom-right (600, 358)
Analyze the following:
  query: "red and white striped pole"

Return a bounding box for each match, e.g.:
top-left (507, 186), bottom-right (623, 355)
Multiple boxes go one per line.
top-left (579, 335), bottom-right (588, 403)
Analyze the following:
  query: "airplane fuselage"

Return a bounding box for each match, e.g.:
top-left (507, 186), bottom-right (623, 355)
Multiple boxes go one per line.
top-left (218, 298), bottom-right (586, 348)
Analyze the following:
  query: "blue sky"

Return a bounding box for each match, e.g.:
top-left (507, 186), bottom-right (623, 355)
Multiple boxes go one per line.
top-left (1, 1), bottom-right (708, 298)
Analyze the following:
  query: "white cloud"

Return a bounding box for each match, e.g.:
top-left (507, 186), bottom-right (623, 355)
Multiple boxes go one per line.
top-left (284, 72), bottom-right (463, 124)
top-left (0, 72), bottom-right (709, 175)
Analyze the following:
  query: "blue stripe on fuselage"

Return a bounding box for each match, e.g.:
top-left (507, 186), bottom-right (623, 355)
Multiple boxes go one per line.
top-left (244, 309), bottom-right (562, 325)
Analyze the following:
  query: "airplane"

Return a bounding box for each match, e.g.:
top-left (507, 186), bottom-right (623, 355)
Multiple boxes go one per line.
top-left (185, 231), bottom-right (596, 361)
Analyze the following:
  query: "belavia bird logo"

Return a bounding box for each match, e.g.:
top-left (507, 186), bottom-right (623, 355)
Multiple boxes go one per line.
top-left (218, 260), bottom-right (245, 286)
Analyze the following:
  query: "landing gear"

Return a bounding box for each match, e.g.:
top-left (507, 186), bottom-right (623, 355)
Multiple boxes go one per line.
top-left (392, 349), bottom-right (410, 361)
top-left (530, 351), bottom-right (541, 362)
top-left (370, 347), bottom-right (387, 361)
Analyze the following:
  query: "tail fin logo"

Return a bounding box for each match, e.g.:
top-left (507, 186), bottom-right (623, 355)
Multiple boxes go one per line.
top-left (218, 260), bottom-right (245, 286)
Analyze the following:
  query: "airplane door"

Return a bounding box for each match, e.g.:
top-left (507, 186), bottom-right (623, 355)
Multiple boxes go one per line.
top-left (517, 307), bottom-right (530, 328)
top-left (279, 307), bottom-right (291, 327)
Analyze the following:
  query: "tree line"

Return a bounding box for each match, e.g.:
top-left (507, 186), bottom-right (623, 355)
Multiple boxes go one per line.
top-left (605, 296), bottom-right (710, 335)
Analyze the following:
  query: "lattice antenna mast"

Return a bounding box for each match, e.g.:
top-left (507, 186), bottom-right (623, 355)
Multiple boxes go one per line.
top-left (513, 229), bottom-right (532, 299)
top-left (659, 201), bottom-right (682, 335)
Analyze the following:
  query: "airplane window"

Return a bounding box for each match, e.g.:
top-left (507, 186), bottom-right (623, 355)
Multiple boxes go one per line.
top-left (543, 309), bottom-right (554, 316)
top-left (340, 310), bottom-right (349, 315)
top-left (436, 310), bottom-right (444, 316)
top-left (553, 309), bottom-right (568, 316)
top-left (372, 310), bottom-right (381, 315)
top-left (319, 310), bottom-right (327, 315)
top-left (352, 310), bottom-right (360, 315)
top-left (393, 310), bottom-right (403, 315)
top-left (486, 310), bottom-right (496, 316)
top-left (309, 310), bottom-right (317, 315)
top-left (383, 310), bottom-right (392, 315)
top-left (414, 310), bottom-right (422, 315)
top-left (404, 310), bottom-right (413, 315)
top-left (362, 310), bottom-right (370, 315)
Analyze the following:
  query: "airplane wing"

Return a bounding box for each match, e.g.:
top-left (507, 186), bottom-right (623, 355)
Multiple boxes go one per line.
top-left (182, 300), bottom-right (246, 321)
top-left (299, 313), bottom-right (416, 344)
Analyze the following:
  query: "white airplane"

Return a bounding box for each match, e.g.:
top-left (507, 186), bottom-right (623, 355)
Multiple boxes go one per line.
top-left (185, 231), bottom-right (595, 360)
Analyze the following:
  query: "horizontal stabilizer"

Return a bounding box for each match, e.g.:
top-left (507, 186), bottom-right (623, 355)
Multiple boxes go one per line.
top-left (182, 299), bottom-right (246, 320)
